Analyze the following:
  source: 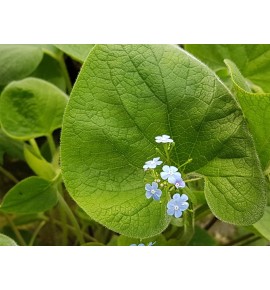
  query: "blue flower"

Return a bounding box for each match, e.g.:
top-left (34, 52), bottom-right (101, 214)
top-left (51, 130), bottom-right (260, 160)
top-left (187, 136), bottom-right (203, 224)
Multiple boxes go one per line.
top-left (155, 135), bottom-right (173, 143)
top-left (130, 242), bottom-right (156, 246)
top-left (167, 193), bottom-right (189, 218)
top-left (173, 174), bottom-right (186, 189)
top-left (145, 182), bottom-right (162, 200)
top-left (143, 157), bottom-right (163, 170)
top-left (160, 165), bottom-right (181, 184)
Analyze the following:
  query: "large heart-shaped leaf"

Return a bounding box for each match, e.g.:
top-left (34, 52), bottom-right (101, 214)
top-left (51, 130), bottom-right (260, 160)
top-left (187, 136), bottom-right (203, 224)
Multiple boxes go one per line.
top-left (55, 44), bottom-right (95, 62)
top-left (61, 44), bottom-right (266, 238)
top-left (0, 78), bottom-right (68, 140)
top-left (0, 45), bottom-right (43, 85)
top-left (0, 176), bottom-right (58, 214)
top-left (224, 59), bottom-right (270, 170)
top-left (185, 44), bottom-right (270, 92)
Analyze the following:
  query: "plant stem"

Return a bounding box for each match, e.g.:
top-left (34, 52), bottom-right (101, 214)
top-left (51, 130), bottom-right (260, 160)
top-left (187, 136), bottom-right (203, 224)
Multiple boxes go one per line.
top-left (0, 166), bottom-right (19, 184)
top-left (29, 139), bottom-right (41, 156)
top-left (43, 217), bottom-right (97, 242)
top-left (225, 233), bottom-right (254, 246)
top-left (204, 216), bottom-right (218, 231)
top-left (57, 191), bottom-right (85, 245)
top-left (184, 177), bottom-right (203, 183)
top-left (4, 214), bottom-right (27, 246)
top-left (29, 221), bottom-right (46, 246)
top-left (58, 183), bottom-right (69, 246)
top-left (58, 54), bottom-right (72, 94)
top-left (47, 134), bottom-right (56, 158)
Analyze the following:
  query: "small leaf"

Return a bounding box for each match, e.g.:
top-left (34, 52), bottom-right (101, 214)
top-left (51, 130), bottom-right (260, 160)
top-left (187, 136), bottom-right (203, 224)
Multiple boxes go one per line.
top-left (188, 226), bottom-right (216, 246)
top-left (0, 233), bottom-right (17, 246)
top-left (253, 207), bottom-right (270, 240)
top-left (55, 44), bottom-right (95, 62)
top-left (0, 78), bottom-right (68, 140)
top-left (30, 53), bottom-right (66, 91)
top-left (24, 144), bottom-right (56, 180)
top-left (0, 45), bottom-right (43, 85)
top-left (185, 44), bottom-right (270, 92)
top-left (224, 59), bottom-right (270, 170)
top-left (0, 176), bottom-right (58, 214)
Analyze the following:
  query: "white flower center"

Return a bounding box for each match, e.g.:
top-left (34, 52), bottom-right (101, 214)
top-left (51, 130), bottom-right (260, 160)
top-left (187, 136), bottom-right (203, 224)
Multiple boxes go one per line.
top-left (174, 205), bottom-right (179, 211)
top-left (151, 189), bottom-right (155, 194)
top-left (169, 170), bottom-right (173, 175)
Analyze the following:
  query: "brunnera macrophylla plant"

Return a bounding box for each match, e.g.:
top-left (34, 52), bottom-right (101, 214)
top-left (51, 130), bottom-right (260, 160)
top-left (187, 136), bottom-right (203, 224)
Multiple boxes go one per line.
top-left (1, 44), bottom-right (270, 246)
top-left (61, 44), bottom-right (267, 240)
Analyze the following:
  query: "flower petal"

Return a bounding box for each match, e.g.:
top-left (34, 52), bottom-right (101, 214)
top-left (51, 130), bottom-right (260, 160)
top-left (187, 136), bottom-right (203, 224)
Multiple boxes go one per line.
top-left (145, 191), bottom-right (152, 199)
top-left (167, 199), bottom-right (175, 208)
top-left (173, 193), bottom-right (181, 200)
top-left (160, 172), bottom-right (169, 180)
top-left (145, 184), bottom-right (151, 190)
top-left (153, 157), bottom-right (160, 162)
top-left (168, 175), bottom-right (176, 184)
top-left (153, 194), bottom-right (160, 201)
top-left (180, 194), bottom-right (189, 202)
top-left (155, 189), bottom-right (162, 197)
top-left (152, 182), bottom-right (158, 190)
top-left (174, 172), bottom-right (182, 179)
top-left (167, 208), bottom-right (175, 216)
top-left (170, 166), bottom-right (178, 173)
top-left (174, 209), bottom-right (183, 218)
top-left (180, 201), bottom-right (189, 211)
top-left (162, 165), bottom-right (170, 172)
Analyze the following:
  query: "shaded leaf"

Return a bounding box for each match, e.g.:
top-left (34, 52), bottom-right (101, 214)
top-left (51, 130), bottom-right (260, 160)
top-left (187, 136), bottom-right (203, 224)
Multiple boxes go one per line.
top-left (224, 59), bottom-right (270, 170)
top-left (185, 44), bottom-right (270, 92)
top-left (0, 78), bottom-right (68, 140)
top-left (55, 44), bottom-right (95, 62)
top-left (0, 176), bottom-right (58, 214)
top-left (0, 45), bottom-right (43, 85)
top-left (30, 53), bottom-right (66, 91)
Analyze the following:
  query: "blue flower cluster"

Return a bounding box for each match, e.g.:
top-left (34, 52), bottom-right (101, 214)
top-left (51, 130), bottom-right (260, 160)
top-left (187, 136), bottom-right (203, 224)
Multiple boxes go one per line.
top-left (143, 135), bottom-right (189, 218)
top-left (130, 242), bottom-right (155, 246)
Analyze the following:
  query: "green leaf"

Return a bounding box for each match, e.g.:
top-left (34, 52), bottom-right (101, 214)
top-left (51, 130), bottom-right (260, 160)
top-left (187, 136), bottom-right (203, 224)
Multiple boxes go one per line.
top-left (253, 207), bottom-right (270, 241)
top-left (0, 176), bottom-right (58, 214)
top-left (185, 44), bottom-right (270, 92)
top-left (0, 45), bottom-right (43, 86)
top-left (0, 129), bottom-right (24, 164)
top-left (30, 53), bottom-right (66, 91)
top-left (55, 44), bottom-right (95, 62)
top-left (224, 59), bottom-right (270, 170)
top-left (188, 226), bottom-right (217, 246)
top-left (24, 144), bottom-right (57, 180)
top-left (0, 77), bottom-right (68, 140)
top-left (0, 233), bottom-right (17, 246)
top-left (61, 44), bottom-right (266, 238)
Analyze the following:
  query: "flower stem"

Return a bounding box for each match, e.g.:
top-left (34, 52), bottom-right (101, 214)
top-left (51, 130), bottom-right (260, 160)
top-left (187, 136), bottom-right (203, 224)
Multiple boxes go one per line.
top-left (47, 134), bottom-right (56, 158)
top-left (57, 191), bottom-right (85, 245)
top-left (28, 220), bottom-right (46, 246)
top-left (58, 54), bottom-right (72, 94)
top-left (4, 214), bottom-right (27, 246)
top-left (184, 177), bottom-right (203, 183)
top-left (0, 166), bottom-right (19, 184)
top-left (29, 138), bottom-right (41, 156)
